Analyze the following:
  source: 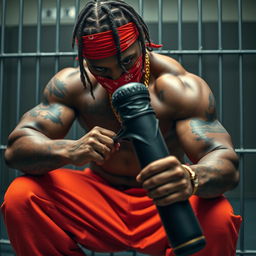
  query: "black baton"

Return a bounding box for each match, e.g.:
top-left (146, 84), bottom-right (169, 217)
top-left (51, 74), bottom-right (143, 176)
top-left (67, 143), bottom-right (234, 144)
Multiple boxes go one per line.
top-left (111, 82), bottom-right (206, 256)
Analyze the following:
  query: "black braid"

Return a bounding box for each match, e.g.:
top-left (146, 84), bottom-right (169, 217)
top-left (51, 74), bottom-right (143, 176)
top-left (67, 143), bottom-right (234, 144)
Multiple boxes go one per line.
top-left (118, 6), bottom-right (147, 69)
top-left (100, 5), bottom-right (127, 72)
top-left (72, 0), bottom-right (152, 98)
top-left (73, 3), bottom-right (96, 98)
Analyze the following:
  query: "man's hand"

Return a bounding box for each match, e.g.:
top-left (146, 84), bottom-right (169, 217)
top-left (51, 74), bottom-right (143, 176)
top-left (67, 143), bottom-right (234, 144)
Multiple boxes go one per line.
top-left (68, 126), bottom-right (120, 166)
top-left (136, 156), bottom-right (194, 206)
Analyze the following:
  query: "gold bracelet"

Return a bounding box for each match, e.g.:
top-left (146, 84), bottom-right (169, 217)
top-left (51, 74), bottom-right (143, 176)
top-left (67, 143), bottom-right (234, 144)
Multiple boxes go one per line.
top-left (182, 164), bottom-right (199, 195)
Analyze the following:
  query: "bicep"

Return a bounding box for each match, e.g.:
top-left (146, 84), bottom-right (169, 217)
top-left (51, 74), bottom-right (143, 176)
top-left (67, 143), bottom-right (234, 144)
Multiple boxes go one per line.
top-left (176, 117), bottom-right (234, 163)
top-left (11, 102), bottom-right (76, 141)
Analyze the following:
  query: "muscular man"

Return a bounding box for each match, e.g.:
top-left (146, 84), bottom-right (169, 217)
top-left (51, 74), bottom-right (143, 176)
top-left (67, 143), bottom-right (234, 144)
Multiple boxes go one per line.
top-left (1, 1), bottom-right (241, 256)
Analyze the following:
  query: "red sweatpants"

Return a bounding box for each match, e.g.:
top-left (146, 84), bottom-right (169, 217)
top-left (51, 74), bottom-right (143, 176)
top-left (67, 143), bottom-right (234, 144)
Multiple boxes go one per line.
top-left (1, 168), bottom-right (242, 256)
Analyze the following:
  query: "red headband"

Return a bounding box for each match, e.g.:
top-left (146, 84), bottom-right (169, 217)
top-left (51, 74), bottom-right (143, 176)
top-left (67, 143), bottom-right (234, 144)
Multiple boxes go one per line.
top-left (81, 22), bottom-right (139, 59)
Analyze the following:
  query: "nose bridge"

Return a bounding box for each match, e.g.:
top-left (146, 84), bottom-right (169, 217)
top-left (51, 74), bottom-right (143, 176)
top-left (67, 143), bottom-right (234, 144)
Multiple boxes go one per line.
top-left (110, 65), bottom-right (124, 80)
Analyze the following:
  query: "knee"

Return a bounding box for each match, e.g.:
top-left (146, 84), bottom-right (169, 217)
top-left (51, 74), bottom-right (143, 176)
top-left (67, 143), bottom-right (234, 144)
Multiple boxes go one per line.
top-left (192, 196), bottom-right (241, 240)
top-left (2, 176), bottom-right (43, 213)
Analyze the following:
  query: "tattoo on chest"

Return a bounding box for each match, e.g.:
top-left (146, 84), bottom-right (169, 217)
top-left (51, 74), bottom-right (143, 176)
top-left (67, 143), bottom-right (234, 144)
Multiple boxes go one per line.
top-left (29, 104), bottom-right (63, 125)
top-left (45, 77), bottom-right (68, 99)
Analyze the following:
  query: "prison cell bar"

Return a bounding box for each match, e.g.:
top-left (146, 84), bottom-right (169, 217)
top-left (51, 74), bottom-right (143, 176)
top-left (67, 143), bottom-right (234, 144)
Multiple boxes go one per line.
top-left (0, 0), bottom-right (5, 153)
top-left (217, 0), bottom-right (223, 122)
top-left (197, 0), bottom-right (202, 78)
top-left (177, 0), bottom-right (182, 64)
top-left (238, 0), bottom-right (245, 254)
top-left (35, 0), bottom-right (42, 105)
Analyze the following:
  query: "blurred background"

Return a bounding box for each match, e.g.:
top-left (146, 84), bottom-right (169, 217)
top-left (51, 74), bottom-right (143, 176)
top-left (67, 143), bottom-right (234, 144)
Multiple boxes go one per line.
top-left (0, 0), bottom-right (255, 255)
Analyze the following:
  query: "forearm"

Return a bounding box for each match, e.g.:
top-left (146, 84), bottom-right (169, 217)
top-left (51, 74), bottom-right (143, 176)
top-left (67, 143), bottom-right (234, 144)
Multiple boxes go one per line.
top-left (190, 149), bottom-right (239, 198)
top-left (4, 135), bottom-right (73, 175)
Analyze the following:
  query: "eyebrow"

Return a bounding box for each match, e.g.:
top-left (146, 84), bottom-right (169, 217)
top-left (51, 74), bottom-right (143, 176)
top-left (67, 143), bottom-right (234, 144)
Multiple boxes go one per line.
top-left (91, 53), bottom-right (136, 69)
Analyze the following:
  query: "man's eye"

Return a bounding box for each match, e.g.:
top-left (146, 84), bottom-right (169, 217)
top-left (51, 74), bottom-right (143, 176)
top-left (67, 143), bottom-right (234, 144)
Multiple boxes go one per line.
top-left (93, 67), bottom-right (107, 73)
top-left (122, 56), bottom-right (133, 66)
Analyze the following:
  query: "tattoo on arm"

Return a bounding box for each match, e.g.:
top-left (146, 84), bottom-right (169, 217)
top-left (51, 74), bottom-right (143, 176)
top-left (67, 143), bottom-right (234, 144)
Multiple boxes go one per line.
top-left (45, 77), bottom-right (68, 99)
top-left (157, 90), bottom-right (165, 102)
top-left (28, 104), bottom-right (63, 125)
top-left (190, 119), bottom-right (227, 141)
top-left (30, 77), bottom-right (70, 125)
top-left (67, 69), bottom-right (79, 78)
top-left (205, 92), bottom-right (217, 121)
top-left (190, 92), bottom-right (227, 150)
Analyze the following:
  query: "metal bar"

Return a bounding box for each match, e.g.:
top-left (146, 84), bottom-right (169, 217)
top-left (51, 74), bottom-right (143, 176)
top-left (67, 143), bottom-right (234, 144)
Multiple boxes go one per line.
top-left (15, 0), bottom-right (24, 179)
top-left (158, 0), bottom-right (163, 46)
top-left (177, 0), bottom-right (183, 63)
top-left (35, 0), bottom-right (42, 105)
top-left (71, 0), bottom-right (82, 145)
top-left (238, 0), bottom-right (245, 254)
top-left (16, 0), bottom-right (24, 122)
top-left (138, 0), bottom-right (144, 17)
top-left (236, 149), bottom-right (256, 153)
top-left (0, 52), bottom-right (78, 58)
top-left (14, 0), bottom-right (24, 178)
top-left (0, 0), bottom-right (6, 145)
top-left (0, 239), bottom-right (11, 244)
top-left (73, 0), bottom-right (81, 65)
top-left (217, 0), bottom-right (223, 121)
top-left (236, 250), bottom-right (256, 255)
top-left (55, 0), bottom-right (61, 73)
top-left (197, 0), bottom-right (202, 77)
top-left (155, 49), bottom-right (256, 54)
top-left (1, 49), bottom-right (256, 59)
top-left (0, 0), bottom-right (6, 243)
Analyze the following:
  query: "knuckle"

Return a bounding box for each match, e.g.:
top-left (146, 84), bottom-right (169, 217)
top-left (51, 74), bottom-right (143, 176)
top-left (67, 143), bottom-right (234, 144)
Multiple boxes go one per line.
top-left (87, 137), bottom-right (96, 144)
top-left (90, 130), bottom-right (99, 137)
top-left (167, 155), bottom-right (178, 163)
top-left (146, 162), bottom-right (156, 171)
top-left (149, 177), bottom-right (158, 187)
top-left (163, 186), bottom-right (171, 195)
top-left (84, 146), bottom-right (93, 155)
top-left (180, 178), bottom-right (188, 188)
top-left (160, 197), bottom-right (170, 205)
top-left (142, 181), bottom-right (150, 190)
top-left (153, 187), bottom-right (161, 197)
top-left (104, 145), bottom-right (111, 153)
top-left (176, 168), bottom-right (185, 178)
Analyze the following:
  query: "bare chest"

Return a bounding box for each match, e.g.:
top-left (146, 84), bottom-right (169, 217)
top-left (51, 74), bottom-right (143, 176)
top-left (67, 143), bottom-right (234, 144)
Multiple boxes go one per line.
top-left (76, 90), bottom-right (182, 157)
top-left (73, 88), bottom-right (184, 185)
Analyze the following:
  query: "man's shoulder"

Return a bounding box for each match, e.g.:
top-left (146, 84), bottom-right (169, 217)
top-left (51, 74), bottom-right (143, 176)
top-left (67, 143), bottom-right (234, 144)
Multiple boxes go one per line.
top-left (56, 67), bottom-right (82, 88)
top-left (150, 52), bottom-right (185, 77)
top-left (150, 53), bottom-right (213, 119)
top-left (42, 67), bottom-right (87, 107)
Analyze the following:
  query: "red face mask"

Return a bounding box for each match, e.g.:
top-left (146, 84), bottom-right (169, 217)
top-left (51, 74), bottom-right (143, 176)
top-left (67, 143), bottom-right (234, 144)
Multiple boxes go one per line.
top-left (93, 55), bottom-right (144, 94)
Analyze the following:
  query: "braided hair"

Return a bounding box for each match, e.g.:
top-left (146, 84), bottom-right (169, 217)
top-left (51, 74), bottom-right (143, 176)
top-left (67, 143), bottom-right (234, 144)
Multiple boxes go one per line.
top-left (72, 0), bottom-right (152, 98)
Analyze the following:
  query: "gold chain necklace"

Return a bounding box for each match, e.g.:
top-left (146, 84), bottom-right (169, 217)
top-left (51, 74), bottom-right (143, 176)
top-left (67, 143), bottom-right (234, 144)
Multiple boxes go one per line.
top-left (109, 51), bottom-right (150, 123)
